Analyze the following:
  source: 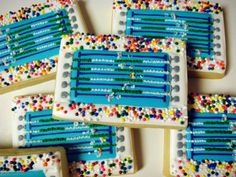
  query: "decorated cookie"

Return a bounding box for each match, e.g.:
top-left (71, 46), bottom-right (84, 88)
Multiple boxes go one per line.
top-left (12, 94), bottom-right (136, 176)
top-left (0, 0), bottom-right (86, 94)
top-left (163, 93), bottom-right (236, 177)
top-left (112, 0), bottom-right (226, 78)
top-left (0, 147), bottom-right (69, 177)
top-left (52, 33), bottom-right (188, 128)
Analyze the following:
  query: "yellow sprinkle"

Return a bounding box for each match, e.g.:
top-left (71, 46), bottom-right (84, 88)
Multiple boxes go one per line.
top-left (121, 117), bottom-right (126, 123)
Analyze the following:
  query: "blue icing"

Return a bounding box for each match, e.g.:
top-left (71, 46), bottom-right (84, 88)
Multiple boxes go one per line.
top-left (0, 9), bottom-right (72, 72)
top-left (0, 171), bottom-right (45, 177)
top-left (24, 110), bottom-right (117, 162)
top-left (70, 50), bottom-right (171, 108)
top-left (126, 9), bottom-right (214, 60)
top-left (185, 112), bottom-right (236, 162)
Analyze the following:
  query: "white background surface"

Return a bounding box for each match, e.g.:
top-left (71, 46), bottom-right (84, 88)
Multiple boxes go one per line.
top-left (0, 0), bottom-right (235, 177)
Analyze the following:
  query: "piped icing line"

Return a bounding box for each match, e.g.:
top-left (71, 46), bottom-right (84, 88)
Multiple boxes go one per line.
top-left (169, 93), bottom-right (236, 177)
top-left (12, 94), bottom-right (136, 176)
top-left (53, 33), bottom-right (188, 128)
top-left (112, 0), bottom-right (226, 76)
top-left (0, 0), bottom-right (86, 92)
top-left (0, 147), bottom-right (69, 177)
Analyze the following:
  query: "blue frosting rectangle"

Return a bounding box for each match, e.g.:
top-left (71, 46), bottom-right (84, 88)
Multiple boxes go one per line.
top-left (0, 171), bottom-right (46, 177)
top-left (186, 112), bottom-right (236, 162)
top-left (126, 9), bottom-right (213, 60)
top-left (70, 50), bottom-right (171, 108)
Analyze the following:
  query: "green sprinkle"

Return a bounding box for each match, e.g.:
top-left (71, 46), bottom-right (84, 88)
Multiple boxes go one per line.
top-left (142, 18), bottom-right (165, 22)
top-left (71, 87), bottom-right (91, 91)
top-left (205, 148), bottom-right (233, 152)
top-left (93, 144), bottom-right (116, 149)
top-left (114, 78), bottom-right (143, 83)
top-left (203, 121), bottom-right (230, 125)
top-left (115, 68), bottom-right (143, 73)
top-left (142, 26), bottom-right (166, 30)
top-left (71, 67), bottom-right (91, 71)
top-left (71, 77), bottom-right (90, 81)
top-left (91, 133), bottom-right (116, 138)
top-left (205, 130), bottom-right (232, 134)
top-left (40, 127), bottom-right (65, 132)
top-left (115, 59), bottom-right (143, 63)
top-left (42, 138), bottom-right (66, 142)
top-left (112, 89), bottom-right (142, 94)
top-left (39, 119), bottom-right (60, 123)
top-left (48, 16), bottom-right (69, 23)
top-left (206, 139), bottom-right (231, 143)
top-left (14, 49), bottom-right (37, 58)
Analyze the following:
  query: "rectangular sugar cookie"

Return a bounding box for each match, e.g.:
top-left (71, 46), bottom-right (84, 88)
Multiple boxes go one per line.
top-left (112, 0), bottom-right (226, 78)
top-left (0, 147), bottom-right (69, 177)
top-left (163, 93), bottom-right (236, 177)
top-left (0, 0), bottom-right (86, 94)
top-left (12, 94), bottom-right (136, 176)
top-left (53, 33), bottom-right (188, 128)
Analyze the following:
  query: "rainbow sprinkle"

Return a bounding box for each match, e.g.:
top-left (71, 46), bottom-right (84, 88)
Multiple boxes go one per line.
top-left (113, 0), bottom-right (223, 14)
top-left (70, 157), bottom-right (134, 176)
top-left (189, 93), bottom-right (236, 114)
top-left (61, 33), bottom-right (185, 53)
top-left (0, 57), bottom-right (58, 88)
top-left (0, 151), bottom-right (62, 173)
top-left (12, 94), bottom-right (54, 112)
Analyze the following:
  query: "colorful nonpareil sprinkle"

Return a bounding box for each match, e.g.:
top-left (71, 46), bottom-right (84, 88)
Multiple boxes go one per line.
top-left (113, 0), bottom-right (223, 14)
top-left (70, 157), bottom-right (134, 176)
top-left (175, 159), bottom-right (236, 177)
top-left (55, 102), bottom-right (186, 125)
top-left (188, 93), bottom-right (236, 114)
top-left (0, 151), bottom-right (61, 172)
top-left (61, 33), bottom-right (185, 53)
top-left (12, 94), bottom-right (54, 112)
top-left (0, 57), bottom-right (58, 88)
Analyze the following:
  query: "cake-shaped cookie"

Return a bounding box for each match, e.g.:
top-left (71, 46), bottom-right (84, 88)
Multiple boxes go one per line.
top-left (163, 93), bottom-right (236, 177)
top-left (52, 33), bottom-right (188, 128)
top-left (0, 147), bottom-right (69, 177)
top-left (0, 0), bottom-right (86, 94)
top-left (12, 94), bottom-right (136, 176)
top-left (112, 0), bottom-right (226, 78)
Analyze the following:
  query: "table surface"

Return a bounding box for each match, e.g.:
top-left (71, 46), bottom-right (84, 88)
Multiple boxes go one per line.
top-left (0, 0), bottom-right (235, 177)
